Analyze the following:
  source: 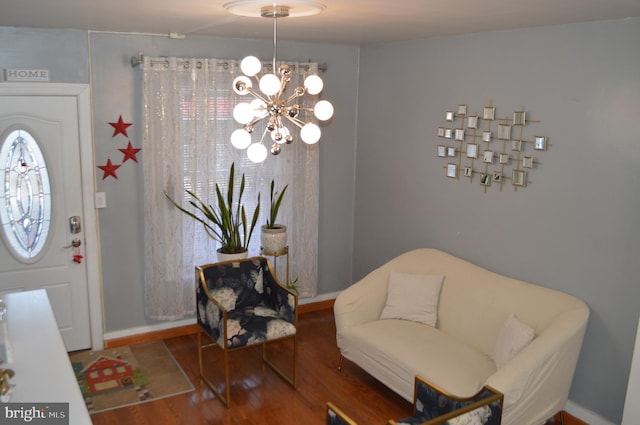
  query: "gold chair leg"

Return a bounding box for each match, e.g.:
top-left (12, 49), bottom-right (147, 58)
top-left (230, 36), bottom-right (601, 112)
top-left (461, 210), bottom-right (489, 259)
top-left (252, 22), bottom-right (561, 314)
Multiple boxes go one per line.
top-left (198, 331), bottom-right (203, 375)
top-left (338, 355), bottom-right (344, 371)
top-left (198, 331), bottom-right (231, 407)
top-left (263, 335), bottom-right (297, 388)
top-left (223, 347), bottom-right (230, 406)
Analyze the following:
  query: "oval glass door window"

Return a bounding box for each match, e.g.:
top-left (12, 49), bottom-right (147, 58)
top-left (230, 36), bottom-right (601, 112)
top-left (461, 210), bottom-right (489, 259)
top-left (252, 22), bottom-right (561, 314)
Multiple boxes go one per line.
top-left (0, 128), bottom-right (52, 263)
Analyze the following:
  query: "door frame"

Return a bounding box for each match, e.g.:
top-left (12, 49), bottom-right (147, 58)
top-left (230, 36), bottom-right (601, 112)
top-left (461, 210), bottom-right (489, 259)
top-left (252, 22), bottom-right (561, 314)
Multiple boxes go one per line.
top-left (0, 82), bottom-right (104, 350)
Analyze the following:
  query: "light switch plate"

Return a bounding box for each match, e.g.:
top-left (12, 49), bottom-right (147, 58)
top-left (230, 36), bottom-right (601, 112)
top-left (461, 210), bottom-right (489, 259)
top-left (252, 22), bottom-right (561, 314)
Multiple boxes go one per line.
top-left (95, 192), bottom-right (107, 209)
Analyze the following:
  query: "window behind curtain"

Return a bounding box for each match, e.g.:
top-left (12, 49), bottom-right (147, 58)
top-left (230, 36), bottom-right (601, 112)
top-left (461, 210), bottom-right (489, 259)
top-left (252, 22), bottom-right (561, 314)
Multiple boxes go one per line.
top-left (142, 57), bottom-right (320, 320)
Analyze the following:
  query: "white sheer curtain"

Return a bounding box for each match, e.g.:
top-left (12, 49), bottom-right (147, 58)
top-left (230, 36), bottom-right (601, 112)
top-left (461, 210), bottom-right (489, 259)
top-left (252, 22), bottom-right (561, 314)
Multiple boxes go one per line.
top-left (142, 56), bottom-right (319, 320)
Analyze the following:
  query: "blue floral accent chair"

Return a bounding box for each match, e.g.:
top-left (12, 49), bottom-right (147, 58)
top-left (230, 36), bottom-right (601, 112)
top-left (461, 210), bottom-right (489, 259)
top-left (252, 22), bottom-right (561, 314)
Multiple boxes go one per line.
top-left (389, 376), bottom-right (503, 425)
top-left (327, 402), bottom-right (358, 425)
top-left (196, 256), bottom-right (298, 406)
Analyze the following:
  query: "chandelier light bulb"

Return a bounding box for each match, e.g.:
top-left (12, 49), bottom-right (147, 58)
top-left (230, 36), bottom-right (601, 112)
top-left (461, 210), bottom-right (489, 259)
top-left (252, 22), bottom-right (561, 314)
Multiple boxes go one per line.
top-left (247, 142), bottom-right (268, 163)
top-left (250, 99), bottom-right (268, 118)
top-left (300, 123), bottom-right (321, 144)
top-left (259, 74), bottom-right (281, 96)
top-left (231, 128), bottom-right (252, 150)
top-left (233, 102), bottom-right (255, 124)
top-left (304, 75), bottom-right (324, 95)
top-left (314, 100), bottom-right (334, 121)
top-left (233, 76), bottom-right (252, 95)
top-left (240, 56), bottom-right (262, 77)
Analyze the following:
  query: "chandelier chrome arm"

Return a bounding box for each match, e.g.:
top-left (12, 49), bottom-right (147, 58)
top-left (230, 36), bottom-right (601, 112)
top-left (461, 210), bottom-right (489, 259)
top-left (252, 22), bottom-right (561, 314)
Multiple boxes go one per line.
top-left (244, 86), bottom-right (270, 105)
top-left (284, 115), bottom-right (307, 129)
top-left (282, 88), bottom-right (305, 105)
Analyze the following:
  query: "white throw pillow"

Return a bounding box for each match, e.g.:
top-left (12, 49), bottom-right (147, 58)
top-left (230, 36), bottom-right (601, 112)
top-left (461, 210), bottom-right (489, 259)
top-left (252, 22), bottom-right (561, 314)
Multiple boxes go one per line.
top-left (492, 313), bottom-right (535, 369)
top-left (379, 271), bottom-right (444, 327)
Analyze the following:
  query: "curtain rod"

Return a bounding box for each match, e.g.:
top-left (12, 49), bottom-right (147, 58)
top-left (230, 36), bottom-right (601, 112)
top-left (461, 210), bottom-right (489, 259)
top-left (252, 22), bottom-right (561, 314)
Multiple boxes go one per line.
top-left (130, 53), bottom-right (328, 73)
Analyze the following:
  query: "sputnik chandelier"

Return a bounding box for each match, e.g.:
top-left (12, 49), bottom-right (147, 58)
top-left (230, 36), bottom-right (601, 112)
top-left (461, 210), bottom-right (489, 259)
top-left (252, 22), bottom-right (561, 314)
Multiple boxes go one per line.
top-left (225, 0), bottom-right (334, 163)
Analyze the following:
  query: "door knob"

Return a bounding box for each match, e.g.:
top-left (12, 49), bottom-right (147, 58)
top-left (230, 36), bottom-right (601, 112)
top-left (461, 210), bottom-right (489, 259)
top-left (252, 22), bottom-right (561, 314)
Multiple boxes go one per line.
top-left (64, 238), bottom-right (82, 249)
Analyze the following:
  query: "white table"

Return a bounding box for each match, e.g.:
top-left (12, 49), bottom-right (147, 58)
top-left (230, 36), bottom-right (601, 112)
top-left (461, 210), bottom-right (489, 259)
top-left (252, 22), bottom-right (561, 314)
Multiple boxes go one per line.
top-left (1, 289), bottom-right (92, 424)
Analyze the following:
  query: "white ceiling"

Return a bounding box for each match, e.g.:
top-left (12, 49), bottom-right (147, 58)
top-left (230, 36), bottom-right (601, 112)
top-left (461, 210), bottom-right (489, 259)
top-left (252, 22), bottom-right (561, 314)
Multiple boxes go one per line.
top-left (2, 0), bottom-right (640, 45)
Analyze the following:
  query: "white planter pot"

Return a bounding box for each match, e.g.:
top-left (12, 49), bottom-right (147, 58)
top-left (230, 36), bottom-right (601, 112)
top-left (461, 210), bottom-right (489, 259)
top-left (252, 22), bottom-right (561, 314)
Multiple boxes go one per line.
top-left (261, 224), bottom-right (287, 254)
top-left (216, 248), bottom-right (249, 263)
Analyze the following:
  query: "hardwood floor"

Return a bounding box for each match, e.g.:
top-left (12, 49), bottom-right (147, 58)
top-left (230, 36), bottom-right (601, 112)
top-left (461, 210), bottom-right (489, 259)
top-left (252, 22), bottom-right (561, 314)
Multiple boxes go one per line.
top-left (90, 308), bottom-right (583, 425)
top-left (91, 309), bottom-right (412, 425)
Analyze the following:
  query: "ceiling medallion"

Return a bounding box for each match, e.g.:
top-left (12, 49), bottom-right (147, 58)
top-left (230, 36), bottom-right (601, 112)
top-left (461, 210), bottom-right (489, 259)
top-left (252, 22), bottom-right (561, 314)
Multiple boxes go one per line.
top-left (224, 0), bottom-right (326, 18)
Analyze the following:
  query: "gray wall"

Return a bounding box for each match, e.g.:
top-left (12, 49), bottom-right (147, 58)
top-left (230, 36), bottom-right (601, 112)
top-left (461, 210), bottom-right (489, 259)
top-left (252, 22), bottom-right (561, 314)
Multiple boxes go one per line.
top-left (0, 27), bottom-right (89, 82)
top-left (0, 27), bottom-right (359, 331)
top-left (354, 18), bottom-right (640, 424)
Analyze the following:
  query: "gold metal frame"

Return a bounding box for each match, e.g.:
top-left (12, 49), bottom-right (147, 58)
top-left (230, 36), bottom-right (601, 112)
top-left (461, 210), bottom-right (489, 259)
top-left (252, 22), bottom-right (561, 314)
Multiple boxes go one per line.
top-left (327, 402), bottom-right (359, 425)
top-left (196, 256), bottom-right (298, 407)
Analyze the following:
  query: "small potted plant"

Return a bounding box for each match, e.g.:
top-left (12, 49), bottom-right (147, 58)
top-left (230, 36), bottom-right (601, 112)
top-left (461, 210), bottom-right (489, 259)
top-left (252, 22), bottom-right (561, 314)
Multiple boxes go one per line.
top-left (260, 179), bottom-right (288, 254)
top-left (165, 162), bottom-right (260, 261)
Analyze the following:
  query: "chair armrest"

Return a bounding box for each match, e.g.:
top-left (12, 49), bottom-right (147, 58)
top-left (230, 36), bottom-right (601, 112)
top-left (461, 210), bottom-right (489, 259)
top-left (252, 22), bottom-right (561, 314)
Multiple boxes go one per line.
top-left (259, 257), bottom-right (298, 324)
top-left (394, 376), bottom-right (503, 425)
top-left (195, 264), bottom-right (227, 347)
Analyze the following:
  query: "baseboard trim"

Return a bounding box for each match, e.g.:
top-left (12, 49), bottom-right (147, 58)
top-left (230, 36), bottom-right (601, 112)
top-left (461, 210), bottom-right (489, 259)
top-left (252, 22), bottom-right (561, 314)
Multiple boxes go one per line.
top-left (104, 296), bottom-right (338, 348)
top-left (565, 400), bottom-right (616, 425)
top-left (299, 298), bottom-right (335, 313)
top-left (299, 291), bottom-right (340, 305)
top-left (105, 323), bottom-right (199, 348)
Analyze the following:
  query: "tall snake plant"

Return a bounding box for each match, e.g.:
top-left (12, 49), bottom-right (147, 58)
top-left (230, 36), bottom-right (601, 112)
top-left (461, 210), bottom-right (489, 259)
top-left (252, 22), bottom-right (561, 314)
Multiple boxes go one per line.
top-left (165, 162), bottom-right (260, 254)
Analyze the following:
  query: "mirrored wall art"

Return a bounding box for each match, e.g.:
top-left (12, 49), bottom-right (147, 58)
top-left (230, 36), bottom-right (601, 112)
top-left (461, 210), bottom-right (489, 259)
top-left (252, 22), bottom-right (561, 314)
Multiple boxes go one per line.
top-left (434, 101), bottom-right (550, 192)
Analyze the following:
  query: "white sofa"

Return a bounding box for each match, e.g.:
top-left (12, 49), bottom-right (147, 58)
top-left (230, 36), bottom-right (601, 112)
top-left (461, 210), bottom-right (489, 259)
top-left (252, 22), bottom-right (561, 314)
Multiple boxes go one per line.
top-left (334, 248), bottom-right (589, 425)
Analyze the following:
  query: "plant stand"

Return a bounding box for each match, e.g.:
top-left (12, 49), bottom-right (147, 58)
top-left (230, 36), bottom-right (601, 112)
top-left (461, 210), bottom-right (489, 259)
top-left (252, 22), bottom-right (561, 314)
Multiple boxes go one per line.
top-left (261, 246), bottom-right (289, 285)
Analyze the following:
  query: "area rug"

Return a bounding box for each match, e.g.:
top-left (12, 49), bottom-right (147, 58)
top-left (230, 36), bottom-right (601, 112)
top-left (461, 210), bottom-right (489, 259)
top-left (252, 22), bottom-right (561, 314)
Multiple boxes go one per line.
top-left (69, 340), bottom-right (194, 413)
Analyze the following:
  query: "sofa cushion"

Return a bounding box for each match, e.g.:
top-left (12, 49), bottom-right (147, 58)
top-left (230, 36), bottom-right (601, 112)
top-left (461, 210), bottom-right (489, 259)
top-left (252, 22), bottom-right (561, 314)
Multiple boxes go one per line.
top-left (340, 319), bottom-right (497, 400)
top-left (491, 313), bottom-right (535, 369)
top-left (380, 272), bottom-right (444, 327)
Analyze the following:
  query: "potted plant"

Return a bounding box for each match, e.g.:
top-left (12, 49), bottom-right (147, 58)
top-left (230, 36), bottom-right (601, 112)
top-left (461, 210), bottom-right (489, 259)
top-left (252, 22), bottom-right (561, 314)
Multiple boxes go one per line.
top-left (260, 179), bottom-right (288, 254)
top-left (165, 162), bottom-right (260, 261)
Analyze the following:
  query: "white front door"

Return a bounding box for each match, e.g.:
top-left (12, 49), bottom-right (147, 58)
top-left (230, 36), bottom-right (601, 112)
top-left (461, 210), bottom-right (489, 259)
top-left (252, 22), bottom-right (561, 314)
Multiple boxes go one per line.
top-left (0, 84), bottom-right (102, 352)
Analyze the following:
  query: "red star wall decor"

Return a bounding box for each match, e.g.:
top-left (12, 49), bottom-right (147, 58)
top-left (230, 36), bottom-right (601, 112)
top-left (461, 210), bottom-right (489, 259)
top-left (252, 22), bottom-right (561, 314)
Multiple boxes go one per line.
top-left (97, 158), bottom-right (121, 180)
top-left (119, 141), bottom-right (142, 163)
top-left (109, 115), bottom-right (132, 138)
